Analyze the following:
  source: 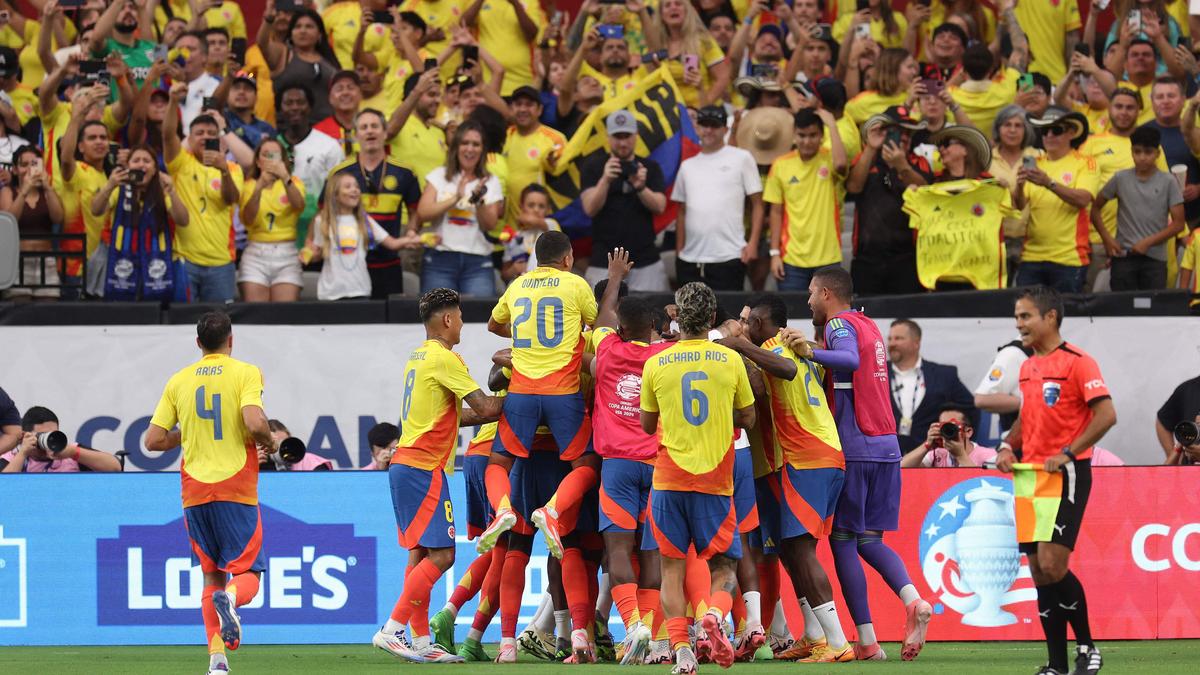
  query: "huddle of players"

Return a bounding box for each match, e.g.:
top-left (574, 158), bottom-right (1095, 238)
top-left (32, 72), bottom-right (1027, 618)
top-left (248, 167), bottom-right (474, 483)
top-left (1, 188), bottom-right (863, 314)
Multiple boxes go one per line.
top-left (376, 230), bottom-right (934, 671)
top-left (140, 233), bottom-right (1105, 675)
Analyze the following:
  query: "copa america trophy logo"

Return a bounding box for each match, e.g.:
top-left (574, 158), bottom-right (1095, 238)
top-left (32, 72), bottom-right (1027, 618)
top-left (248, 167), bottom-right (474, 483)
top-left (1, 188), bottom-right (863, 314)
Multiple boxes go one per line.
top-left (918, 478), bottom-right (1035, 627)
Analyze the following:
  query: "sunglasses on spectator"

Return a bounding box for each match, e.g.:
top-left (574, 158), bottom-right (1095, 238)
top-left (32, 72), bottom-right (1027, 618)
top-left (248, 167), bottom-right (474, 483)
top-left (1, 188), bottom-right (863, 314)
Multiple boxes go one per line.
top-left (936, 139), bottom-right (962, 149)
top-left (1042, 125), bottom-right (1070, 137)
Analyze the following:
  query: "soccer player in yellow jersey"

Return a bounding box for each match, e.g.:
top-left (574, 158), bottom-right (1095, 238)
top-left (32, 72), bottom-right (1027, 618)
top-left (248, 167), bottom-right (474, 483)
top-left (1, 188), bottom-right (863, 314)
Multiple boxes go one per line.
top-left (485, 232), bottom-right (600, 559)
top-left (720, 295), bottom-right (854, 663)
top-left (374, 288), bottom-right (502, 663)
top-left (144, 312), bottom-right (277, 675)
top-left (765, 108), bottom-right (847, 292)
top-left (641, 282), bottom-right (756, 673)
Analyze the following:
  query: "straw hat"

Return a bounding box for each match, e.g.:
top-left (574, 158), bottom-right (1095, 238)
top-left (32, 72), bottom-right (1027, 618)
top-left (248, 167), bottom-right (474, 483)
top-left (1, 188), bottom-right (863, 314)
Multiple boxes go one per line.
top-left (734, 75), bottom-right (783, 99)
top-left (930, 125), bottom-right (994, 173)
top-left (736, 107), bottom-right (794, 166)
top-left (1028, 107), bottom-right (1089, 142)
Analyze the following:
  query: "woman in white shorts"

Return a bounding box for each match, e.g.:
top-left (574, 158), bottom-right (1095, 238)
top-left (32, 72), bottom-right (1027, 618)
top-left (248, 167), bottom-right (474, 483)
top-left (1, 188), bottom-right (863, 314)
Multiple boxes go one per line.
top-left (238, 138), bottom-right (306, 301)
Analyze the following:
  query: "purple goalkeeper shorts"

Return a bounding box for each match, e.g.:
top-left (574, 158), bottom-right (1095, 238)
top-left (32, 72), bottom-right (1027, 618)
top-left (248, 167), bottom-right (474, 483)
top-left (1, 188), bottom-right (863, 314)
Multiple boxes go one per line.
top-left (833, 460), bottom-right (901, 534)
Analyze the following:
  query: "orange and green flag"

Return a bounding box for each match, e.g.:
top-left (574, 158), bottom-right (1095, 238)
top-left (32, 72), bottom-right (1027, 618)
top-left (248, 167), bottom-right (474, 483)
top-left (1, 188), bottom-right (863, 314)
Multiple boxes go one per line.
top-left (1011, 464), bottom-right (1063, 543)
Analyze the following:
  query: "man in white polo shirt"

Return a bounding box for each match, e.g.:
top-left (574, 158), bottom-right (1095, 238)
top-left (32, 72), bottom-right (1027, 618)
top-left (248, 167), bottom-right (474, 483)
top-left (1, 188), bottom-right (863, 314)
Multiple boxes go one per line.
top-left (672, 105), bottom-right (763, 291)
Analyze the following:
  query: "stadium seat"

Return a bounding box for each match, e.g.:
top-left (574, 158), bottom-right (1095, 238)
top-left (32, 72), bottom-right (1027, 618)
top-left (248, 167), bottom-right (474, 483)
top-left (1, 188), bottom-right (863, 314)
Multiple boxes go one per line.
top-left (0, 212), bottom-right (17, 290)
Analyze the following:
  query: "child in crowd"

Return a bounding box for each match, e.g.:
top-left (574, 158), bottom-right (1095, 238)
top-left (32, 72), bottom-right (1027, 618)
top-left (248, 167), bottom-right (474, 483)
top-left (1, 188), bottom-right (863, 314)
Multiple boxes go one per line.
top-left (1090, 125), bottom-right (1185, 291)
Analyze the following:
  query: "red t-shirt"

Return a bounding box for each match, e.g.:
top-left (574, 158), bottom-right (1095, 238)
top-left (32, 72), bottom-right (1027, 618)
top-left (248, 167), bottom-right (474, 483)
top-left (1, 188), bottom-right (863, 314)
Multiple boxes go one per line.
top-left (592, 328), bottom-right (673, 461)
top-left (1017, 342), bottom-right (1110, 464)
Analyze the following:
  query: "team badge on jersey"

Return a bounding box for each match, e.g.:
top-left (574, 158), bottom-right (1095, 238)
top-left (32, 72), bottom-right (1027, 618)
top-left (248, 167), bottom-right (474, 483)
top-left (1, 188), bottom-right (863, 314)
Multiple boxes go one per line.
top-left (1042, 382), bottom-right (1061, 407)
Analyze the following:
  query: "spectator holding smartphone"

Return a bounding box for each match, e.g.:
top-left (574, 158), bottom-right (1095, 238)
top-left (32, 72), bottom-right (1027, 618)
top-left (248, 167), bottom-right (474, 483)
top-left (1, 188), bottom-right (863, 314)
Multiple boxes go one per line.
top-left (239, 137), bottom-right (306, 302)
top-left (90, 145), bottom-right (189, 301)
top-left (647, 0), bottom-right (729, 107)
top-left (417, 119), bottom-right (504, 295)
top-left (164, 81), bottom-right (245, 303)
top-left (304, 173), bottom-right (419, 301)
top-left (0, 146), bottom-right (63, 301)
top-left (1090, 125), bottom-right (1185, 290)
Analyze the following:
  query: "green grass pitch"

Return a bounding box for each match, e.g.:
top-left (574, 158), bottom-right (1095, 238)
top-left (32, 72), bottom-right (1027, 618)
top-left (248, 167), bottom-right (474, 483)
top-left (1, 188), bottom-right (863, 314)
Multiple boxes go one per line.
top-left (1, 641), bottom-right (1194, 673)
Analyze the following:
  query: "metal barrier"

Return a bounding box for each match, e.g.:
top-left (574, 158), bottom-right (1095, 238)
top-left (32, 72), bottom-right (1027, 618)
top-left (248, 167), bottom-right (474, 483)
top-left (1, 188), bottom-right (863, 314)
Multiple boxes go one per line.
top-left (13, 232), bottom-right (87, 289)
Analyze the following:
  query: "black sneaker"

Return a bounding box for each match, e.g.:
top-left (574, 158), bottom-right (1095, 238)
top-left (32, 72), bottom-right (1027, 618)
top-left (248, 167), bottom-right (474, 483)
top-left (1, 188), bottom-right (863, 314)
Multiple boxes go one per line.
top-left (1036, 666), bottom-right (1066, 675)
top-left (1070, 646), bottom-right (1103, 675)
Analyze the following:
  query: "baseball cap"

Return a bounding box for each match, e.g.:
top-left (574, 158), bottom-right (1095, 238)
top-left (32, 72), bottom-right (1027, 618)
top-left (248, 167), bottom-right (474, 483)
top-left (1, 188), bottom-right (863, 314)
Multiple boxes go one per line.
top-left (329, 69), bottom-right (361, 91)
top-left (0, 47), bottom-right (18, 78)
top-left (232, 70), bottom-right (256, 87)
top-left (606, 109), bottom-right (638, 136)
top-left (510, 85), bottom-right (541, 104)
top-left (932, 22), bottom-right (968, 47)
top-left (696, 105), bottom-right (728, 127)
top-left (757, 24), bottom-right (783, 43)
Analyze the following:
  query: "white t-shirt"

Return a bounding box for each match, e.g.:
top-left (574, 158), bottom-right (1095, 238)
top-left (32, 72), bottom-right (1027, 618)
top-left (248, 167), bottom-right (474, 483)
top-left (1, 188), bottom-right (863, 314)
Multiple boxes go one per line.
top-left (292, 130), bottom-right (346, 205)
top-left (671, 144), bottom-right (762, 264)
top-left (183, 74), bottom-right (221, 129)
top-left (312, 213), bottom-right (391, 300)
top-left (425, 169), bottom-right (504, 257)
top-left (974, 344), bottom-right (1028, 400)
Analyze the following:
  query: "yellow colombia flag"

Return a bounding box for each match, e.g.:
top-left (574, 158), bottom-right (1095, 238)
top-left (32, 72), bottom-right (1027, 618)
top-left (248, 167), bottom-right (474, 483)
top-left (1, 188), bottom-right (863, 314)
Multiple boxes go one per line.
top-left (1011, 463), bottom-right (1063, 544)
top-left (902, 178), bottom-right (1017, 290)
top-left (546, 67), bottom-right (691, 235)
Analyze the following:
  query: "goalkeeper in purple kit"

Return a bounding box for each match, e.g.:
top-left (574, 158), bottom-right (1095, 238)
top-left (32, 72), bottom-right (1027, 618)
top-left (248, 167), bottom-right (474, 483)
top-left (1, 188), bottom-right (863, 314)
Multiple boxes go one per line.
top-left (782, 267), bottom-right (932, 661)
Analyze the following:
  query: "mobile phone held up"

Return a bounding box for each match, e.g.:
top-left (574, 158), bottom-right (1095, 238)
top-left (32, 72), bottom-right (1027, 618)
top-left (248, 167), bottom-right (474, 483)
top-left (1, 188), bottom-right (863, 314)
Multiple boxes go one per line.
top-left (597, 24), bottom-right (624, 41)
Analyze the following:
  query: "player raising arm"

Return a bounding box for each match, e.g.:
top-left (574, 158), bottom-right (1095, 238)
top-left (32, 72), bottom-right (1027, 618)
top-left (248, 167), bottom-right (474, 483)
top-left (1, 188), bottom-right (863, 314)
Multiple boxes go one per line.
top-left (375, 288), bottom-right (503, 664)
top-left (145, 311), bottom-right (277, 675)
top-left (995, 286), bottom-right (1115, 675)
top-left (640, 282), bottom-right (756, 674)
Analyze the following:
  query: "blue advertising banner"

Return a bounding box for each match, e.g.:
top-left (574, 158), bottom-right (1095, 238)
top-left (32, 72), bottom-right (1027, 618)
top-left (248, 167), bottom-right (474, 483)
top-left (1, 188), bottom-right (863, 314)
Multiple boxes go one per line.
top-left (0, 472), bottom-right (556, 646)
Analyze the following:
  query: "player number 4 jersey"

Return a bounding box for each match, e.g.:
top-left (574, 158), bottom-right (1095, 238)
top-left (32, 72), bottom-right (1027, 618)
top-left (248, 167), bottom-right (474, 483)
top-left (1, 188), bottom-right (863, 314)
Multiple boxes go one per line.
top-left (641, 339), bottom-right (755, 496)
top-left (150, 353), bottom-right (264, 508)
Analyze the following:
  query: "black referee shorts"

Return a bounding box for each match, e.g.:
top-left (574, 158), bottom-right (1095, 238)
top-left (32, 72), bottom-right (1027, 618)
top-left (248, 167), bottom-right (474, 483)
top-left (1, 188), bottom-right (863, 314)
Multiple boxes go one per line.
top-left (1019, 458), bottom-right (1092, 554)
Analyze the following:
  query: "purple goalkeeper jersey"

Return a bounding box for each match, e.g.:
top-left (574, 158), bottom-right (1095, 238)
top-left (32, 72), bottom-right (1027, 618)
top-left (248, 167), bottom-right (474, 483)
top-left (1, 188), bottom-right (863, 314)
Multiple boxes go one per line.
top-left (812, 319), bottom-right (902, 463)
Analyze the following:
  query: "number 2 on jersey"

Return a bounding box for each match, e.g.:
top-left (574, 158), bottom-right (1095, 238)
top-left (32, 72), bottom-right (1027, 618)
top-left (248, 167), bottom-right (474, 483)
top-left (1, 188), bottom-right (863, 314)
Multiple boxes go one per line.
top-left (195, 386), bottom-right (223, 440)
top-left (800, 359), bottom-right (822, 406)
top-left (681, 371), bottom-right (709, 425)
top-left (511, 297), bottom-right (564, 348)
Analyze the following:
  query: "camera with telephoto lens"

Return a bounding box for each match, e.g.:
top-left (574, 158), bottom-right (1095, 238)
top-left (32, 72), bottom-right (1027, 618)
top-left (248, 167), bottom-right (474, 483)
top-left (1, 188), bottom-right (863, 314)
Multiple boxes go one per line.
top-left (939, 421), bottom-right (961, 440)
top-left (36, 430), bottom-right (68, 454)
top-left (278, 437), bottom-right (307, 464)
top-left (1175, 421), bottom-right (1200, 447)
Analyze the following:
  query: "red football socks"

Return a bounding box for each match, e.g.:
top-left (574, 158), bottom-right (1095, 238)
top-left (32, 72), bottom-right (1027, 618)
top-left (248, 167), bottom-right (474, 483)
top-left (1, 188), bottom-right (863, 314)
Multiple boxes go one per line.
top-left (562, 548), bottom-right (592, 631)
top-left (225, 573), bottom-right (259, 608)
top-left (201, 585), bottom-right (222, 654)
top-left (612, 582), bottom-right (641, 628)
top-left (448, 552), bottom-right (491, 610)
top-left (485, 463), bottom-right (512, 512)
top-left (667, 617), bottom-right (691, 651)
top-left (499, 549), bottom-right (530, 638)
top-left (389, 558), bottom-right (442, 636)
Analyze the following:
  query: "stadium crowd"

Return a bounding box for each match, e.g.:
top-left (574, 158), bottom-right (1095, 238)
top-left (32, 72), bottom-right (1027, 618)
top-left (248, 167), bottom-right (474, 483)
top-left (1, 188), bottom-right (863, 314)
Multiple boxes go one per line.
top-left (2, 0), bottom-right (1200, 303)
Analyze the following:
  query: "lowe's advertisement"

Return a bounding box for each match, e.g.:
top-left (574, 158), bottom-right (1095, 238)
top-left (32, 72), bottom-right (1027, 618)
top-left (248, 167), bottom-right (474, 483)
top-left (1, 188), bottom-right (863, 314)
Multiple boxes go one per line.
top-left (0, 472), bottom-right (554, 646)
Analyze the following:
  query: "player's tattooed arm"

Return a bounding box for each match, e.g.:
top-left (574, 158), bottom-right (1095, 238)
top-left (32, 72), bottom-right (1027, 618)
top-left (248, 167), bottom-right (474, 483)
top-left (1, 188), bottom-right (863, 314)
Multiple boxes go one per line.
top-left (461, 389), bottom-right (503, 426)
